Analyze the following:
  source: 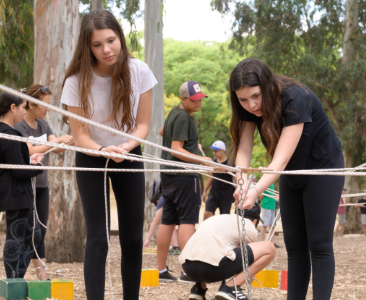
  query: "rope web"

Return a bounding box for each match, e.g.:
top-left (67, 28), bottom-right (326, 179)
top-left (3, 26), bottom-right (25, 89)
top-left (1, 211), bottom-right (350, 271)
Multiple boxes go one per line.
top-left (1, 84), bottom-right (366, 300)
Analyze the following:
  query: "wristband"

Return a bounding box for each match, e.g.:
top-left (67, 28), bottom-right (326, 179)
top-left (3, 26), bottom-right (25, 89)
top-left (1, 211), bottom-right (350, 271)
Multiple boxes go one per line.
top-left (99, 146), bottom-right (105, 157)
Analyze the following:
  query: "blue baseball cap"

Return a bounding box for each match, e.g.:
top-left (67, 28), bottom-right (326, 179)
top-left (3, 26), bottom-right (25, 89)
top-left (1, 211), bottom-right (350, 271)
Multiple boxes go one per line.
top-left (179, 81), bottom-right (208, 101)
top-left (209, 140), bottom-right (226, 151)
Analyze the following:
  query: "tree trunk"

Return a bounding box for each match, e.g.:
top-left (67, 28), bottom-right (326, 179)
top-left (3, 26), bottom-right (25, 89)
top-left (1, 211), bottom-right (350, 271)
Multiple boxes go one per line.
top-left (343, 151), bottom-right (362, 233)
top-left (33, 0), bottom-right (85, 262)
top-left (342, 0), bottom-right (361, 234)
top-left (143, 0), bottom-right (164, 242)
top-left (91, 0), bottom-right (103, 11)
top-left (342, 0), bottom-right (358, 65)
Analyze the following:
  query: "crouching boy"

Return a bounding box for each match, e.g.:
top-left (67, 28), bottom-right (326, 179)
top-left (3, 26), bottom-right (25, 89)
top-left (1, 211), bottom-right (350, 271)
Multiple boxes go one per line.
top-left (179, 203), bottom-right (276, 300)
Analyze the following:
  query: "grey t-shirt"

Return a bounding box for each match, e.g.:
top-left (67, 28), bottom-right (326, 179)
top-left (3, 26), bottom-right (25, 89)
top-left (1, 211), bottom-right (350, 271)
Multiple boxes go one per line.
top-left (14, 119), bottom-right (54, 188)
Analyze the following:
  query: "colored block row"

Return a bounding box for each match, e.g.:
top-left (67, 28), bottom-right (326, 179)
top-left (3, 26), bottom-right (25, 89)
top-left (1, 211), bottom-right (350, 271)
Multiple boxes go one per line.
top-left (0, 278), bottom-right (73, 300)
top-left (251, 269), bottom-right (288, 290)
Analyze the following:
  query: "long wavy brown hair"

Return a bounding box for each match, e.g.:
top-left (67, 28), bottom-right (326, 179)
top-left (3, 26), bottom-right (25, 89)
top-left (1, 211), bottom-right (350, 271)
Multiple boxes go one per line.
top-left (62, 10), bottom-right (134, 132)
top-left (229, 58), bottom-right (303, 162)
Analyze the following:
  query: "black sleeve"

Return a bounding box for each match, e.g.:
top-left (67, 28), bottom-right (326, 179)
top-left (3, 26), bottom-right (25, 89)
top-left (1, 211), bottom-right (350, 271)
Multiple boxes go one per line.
top-left (1, 139), bottom-right (43, 179)
top-left (282, 86), bottom-right (312, 127)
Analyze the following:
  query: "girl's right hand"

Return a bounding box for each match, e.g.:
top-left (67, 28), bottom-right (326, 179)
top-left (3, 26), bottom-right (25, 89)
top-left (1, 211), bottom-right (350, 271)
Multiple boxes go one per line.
top-left (233, 184), bottom-right (248, 203)
top-left (101, 145), bottom-right (125, 163)
top-left (30, 153), bottom-right (44, 165)
top-left (56, 135), bottom-right (74, 145)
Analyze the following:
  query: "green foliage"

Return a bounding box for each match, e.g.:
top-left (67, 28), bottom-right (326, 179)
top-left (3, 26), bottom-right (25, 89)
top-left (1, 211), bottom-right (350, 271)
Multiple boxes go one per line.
top-left (0, 0), bottom-right (34, 87)
top-left (212, 0), bottom-right (366, 167)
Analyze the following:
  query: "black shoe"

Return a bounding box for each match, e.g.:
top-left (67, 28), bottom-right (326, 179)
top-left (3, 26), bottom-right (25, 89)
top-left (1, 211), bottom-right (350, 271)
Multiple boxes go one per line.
top-left (168, 246), bottom-right (181, 255)
top-left (178, 271), bottom-right (195, 285)
top-left (159, 266), bottom-right (177, 283)
top-left (215, 284), bottom-right (249, 300)
top-left (274, 243), bottom-right (282, 249)
top-left (189, 283), bottom-right (207, 300)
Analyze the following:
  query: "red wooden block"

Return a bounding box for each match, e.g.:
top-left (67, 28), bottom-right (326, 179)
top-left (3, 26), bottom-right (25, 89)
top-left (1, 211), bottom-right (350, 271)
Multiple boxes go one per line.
top-left (280, 270), bottom-right (288, 290)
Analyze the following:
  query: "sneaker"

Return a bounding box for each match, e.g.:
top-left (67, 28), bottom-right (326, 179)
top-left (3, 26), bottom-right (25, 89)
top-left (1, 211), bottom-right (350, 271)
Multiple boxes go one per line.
top-left (274, 243), bottom-right (282, 249)
top-left (189, 283), bottom-right (207, 300)
top-left (159, 266), bottom-right (177, 283)
top-left (168, 246), bottom-right (181, 255)
top-left (178, 271), bottom-right (195, 285)
top-left (215, 284), bottom-right (249, 300)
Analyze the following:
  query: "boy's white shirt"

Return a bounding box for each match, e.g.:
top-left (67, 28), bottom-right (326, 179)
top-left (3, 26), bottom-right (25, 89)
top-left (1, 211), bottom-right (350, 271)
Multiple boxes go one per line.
top-left (179, 214), bottom-right (258, 266)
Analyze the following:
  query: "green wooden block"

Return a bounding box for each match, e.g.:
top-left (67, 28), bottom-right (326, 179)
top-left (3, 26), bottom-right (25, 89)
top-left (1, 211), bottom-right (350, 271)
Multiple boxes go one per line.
top-left (28, 280), bottom-right (51, 300)
top-left (0, 278), bottom-right (28, 300)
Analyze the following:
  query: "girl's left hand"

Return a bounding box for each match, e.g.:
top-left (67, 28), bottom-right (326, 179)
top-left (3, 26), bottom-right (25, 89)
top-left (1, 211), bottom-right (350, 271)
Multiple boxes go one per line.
top-left (237, 188), bottom-right (257, 210)
top-left (30, 153), bottom-right (44, 165)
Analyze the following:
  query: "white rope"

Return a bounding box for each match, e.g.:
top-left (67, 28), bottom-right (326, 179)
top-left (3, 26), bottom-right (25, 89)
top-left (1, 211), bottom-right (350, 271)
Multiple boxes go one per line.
top-left (340, 193), bottom-right (366, 198)
top-left (262, 170), bottom-right (366, 176)
top-left (267, 216), bottom-right (282, 243)
top-left (104, 159), bottom-right (114, 300)
top-left (339, 203), bottom-right (366, 207)
top-left (0, 164), bottom-right (214, 173)
top-left (0, 132), bottom-right (220, 172)
top-left (0, 84), bottom-right (241, 173)
top-left (265, 209), bottom-right (281, 241)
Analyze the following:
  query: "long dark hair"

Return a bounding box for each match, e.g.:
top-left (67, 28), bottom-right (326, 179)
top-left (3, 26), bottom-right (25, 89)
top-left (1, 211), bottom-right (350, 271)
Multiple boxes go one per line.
top-left (229, 58), bottom-right (303, 161)
top-left (0, 92), bottom-right (24, 117)
top-left (63, 10), bottom-right (134, 132)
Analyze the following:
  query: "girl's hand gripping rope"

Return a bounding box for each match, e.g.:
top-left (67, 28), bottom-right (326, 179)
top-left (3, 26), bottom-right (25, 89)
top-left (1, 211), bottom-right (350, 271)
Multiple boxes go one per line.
top-left (30, 153), bottom-right (44, 165)
top-left (101, 145), bottom-right (125, 163)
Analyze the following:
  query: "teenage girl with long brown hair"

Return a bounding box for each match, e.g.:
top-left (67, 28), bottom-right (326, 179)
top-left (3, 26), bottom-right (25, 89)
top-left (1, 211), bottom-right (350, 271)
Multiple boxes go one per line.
top-left (230, 58), bottom-right (344, 299)
top-left (60, 10), bottom-right (157, 300)
top-left (14, 84), bottom-right (73, 280)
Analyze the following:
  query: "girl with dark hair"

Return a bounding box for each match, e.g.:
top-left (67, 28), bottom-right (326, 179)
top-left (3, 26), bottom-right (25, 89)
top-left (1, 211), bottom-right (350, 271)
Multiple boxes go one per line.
top-left (14, 84), bottom-right (74, 280)
top-left (60, 10), bottom-right (157, 300)
top-left (0, 92), bottom-right (44, 278)
top-left (230, 58), bottom-right (344, 300)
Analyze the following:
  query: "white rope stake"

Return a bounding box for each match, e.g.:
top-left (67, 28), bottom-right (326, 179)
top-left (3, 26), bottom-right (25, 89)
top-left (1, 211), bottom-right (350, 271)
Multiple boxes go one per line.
top-left (267, 216), bottom-right (282, 243)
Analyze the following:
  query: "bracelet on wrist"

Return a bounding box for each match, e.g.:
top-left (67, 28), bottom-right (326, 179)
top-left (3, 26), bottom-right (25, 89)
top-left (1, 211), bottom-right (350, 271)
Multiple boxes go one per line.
top-left (99, 146), bottom-right (105, 157)
top-left (250, 186), bottom-right (260, 197)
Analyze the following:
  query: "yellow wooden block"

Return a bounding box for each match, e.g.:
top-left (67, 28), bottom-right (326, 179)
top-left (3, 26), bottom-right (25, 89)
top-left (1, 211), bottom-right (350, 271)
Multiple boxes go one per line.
top-left (51, 279), bottom-right (74, 300)
top-left (251, 270), bottom-right (279, 288)
top-left (251, 270), bottom-right (264, 288)
top-left (140, 269), bottom-right (159, 287)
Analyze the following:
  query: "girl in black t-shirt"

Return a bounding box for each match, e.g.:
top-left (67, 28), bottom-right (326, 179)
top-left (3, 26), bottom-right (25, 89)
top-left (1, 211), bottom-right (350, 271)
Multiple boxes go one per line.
top-left (230, 58), bottom-right (344, 300)
top-left (0, 92), bottom-right (44, 278)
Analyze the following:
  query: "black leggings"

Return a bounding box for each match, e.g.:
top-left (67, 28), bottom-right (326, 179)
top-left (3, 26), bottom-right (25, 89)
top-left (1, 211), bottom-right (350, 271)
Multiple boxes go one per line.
top-left (75, 146), bottom-right (145, 300)
top-left (32, 187), bottom-right (49, 259)
top-left (280, 152), bottom-right (344, 300)
top-left (3, 208), bottom-right (42, 278)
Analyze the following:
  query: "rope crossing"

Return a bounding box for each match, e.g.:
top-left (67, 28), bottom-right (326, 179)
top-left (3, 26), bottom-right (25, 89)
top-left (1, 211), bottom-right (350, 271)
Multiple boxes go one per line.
top-left (1, 83), bottom-right (366, 300)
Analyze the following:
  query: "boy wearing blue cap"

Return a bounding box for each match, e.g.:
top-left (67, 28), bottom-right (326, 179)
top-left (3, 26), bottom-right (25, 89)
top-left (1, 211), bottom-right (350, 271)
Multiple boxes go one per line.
top-left (157, 81), bottom-right (212, 284)
top-left (202, 141), bottom-right (236, 220)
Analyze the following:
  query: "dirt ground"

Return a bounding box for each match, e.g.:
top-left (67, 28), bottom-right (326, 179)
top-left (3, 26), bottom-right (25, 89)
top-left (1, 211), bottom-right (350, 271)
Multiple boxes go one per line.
top-left (0, 232), bottom-right (365, 300)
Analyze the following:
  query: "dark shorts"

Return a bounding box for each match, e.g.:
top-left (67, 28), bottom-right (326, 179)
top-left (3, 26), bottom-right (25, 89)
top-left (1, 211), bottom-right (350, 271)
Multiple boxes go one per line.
top-left (183, 246), bottom-right (254, 283)
top-left (161, 174), bottom-right (201, 225)
top-left (205, 193), bottom-right (233, 214)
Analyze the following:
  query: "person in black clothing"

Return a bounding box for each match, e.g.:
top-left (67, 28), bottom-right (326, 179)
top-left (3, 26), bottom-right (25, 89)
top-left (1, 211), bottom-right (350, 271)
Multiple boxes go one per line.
top-left (356, 191), bottom-right (366, 237)
top-left (229, 58), bottom-right (344, 300)
top-left (0, 92), bottom-right (44, 278)
top-left (202, 140), bottom-right (235, 220)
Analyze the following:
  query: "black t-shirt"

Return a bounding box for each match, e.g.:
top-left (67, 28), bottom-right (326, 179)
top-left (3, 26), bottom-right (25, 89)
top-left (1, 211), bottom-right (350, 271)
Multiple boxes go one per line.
top-left (209, 158), bottom-right (235, 200)
top-left (358, 199), bottom-right (366, 214)
top-left (244, 85), bottom-right (342, 189)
